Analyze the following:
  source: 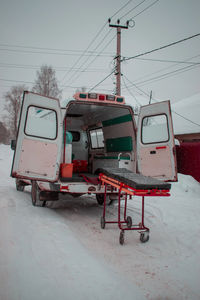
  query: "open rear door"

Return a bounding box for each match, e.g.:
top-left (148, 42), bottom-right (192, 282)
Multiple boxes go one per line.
top-left (11, 91), bottom-right (62, 182)
top-left (137, 100), bottom-right (177, 181)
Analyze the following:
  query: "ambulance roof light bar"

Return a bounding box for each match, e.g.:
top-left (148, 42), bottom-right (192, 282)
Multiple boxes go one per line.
top-left (73, 92), bottom-right (125, 104)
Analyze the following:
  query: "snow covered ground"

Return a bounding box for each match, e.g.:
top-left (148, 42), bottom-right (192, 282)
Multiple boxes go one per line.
top-left (0, 144), bottom-right (200, 300)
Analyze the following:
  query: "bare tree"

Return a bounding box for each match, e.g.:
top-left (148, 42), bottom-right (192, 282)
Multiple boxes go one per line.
top-left (0, 121), bottom-right (10, 144)
top-left (4, 85), bottom-right (26, 139)
top-left (32, 65), bottom-right (62, 98)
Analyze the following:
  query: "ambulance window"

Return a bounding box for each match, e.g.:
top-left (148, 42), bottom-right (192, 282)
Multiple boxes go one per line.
top-left (90, 128), bottom-right (104, 149)
top-left (25, 106), bottom-right (57, 140)
top-left (142, 114), bottom-right (169, 144)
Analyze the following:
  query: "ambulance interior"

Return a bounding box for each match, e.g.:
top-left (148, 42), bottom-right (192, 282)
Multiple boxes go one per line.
top-left (62, 101), bottom-right (137, 180)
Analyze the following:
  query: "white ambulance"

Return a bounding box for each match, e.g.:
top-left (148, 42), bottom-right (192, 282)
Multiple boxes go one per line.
top-left (11, 91), bottom-right (177, 206)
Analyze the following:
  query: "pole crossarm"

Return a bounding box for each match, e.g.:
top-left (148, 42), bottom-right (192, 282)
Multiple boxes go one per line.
top-left (109, 24), bottom-right (129, 29)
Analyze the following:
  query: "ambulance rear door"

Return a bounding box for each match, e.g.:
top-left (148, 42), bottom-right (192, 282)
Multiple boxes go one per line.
top-left (11, 91), bottom-right (62, 182)
top-left (137, 100), bottom-right (177, 181)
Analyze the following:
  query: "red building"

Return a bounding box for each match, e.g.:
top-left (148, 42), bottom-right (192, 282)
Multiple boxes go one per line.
top-left (172, 94), bottom-right (200, 182)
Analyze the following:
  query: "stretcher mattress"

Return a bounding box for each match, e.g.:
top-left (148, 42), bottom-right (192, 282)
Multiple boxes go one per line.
top-left (98, 168), bottom-right (171, 190)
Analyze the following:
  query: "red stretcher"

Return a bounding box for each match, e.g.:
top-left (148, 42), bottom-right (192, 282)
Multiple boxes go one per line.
top-left (98, 168), bottom-right (171, 245)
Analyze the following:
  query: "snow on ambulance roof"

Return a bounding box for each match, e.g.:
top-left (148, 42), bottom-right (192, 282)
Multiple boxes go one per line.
top-left (172, 93), bottom-right (200, 135)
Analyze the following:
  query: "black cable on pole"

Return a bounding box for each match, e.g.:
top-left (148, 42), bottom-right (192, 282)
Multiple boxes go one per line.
top-left (123, 33), bottom-right (200, 61)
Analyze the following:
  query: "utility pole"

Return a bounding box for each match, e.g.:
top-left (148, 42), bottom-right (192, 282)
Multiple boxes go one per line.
top-left (108, 19), bottom-right (129, 96)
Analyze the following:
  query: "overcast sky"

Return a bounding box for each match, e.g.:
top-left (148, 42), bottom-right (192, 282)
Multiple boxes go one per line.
top-left (0, 0), bottom-right (200, 115)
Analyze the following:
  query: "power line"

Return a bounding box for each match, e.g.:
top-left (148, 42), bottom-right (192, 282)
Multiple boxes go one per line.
top-left (136, 64), bottom-right (200, 87)
top-left (172, 110), bottom-right (200, 128)
top-left (123, 33), bottom-right (200, 61)
top-left (123, 75), bottom-right (200, 128)
top-left (120, 0), bottom-right (148, 20)
top-left (0, 43), bottom-right (112, 55)
top-left (0, 62), bottom-right (108, 73)
top-left (88, 71), bottom-right (115, 92)
top-left (66, 30), bottom-right (113, 84)
top-left (62, 33), bottom-right (115, 90)
top-left (60, 0), bottom-right (138, 87)
top-left (59, 24), bottom-right (112, 86)
top-left (129, 54), bottom-right (200, 85)
top-left (0, 77), bottom-right (96, 90)
top-left (0, 78), bottom-right (34, 84)
top-left (130, 0), bottom-right (160, 19)
top-left (123, 75), bottom-right (151, 98)
top-left (0, 47), bottom-right (112, 57)
top-left (122, 75), bottom-right (142, 105)
top-left (110, 0), bottom-right (134, 20)
top-left (135, 57), bottom-right (200, 65)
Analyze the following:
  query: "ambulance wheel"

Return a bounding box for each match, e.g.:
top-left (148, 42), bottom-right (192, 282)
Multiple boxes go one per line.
top-left (96, 194), bottom-right (104, 205)
top-left (16, 179), bottom-right (25, 192)
top-left (31, 181), bottom-right (46, 207)
top-left (126, 216), bottom-right (132, 228)
top-left (119, 230), bottom-right (125, 245)
top-left (100, 216), bottom-right (105, 229)
top-left (140, 231), bottom-right (150, 243)
top-left (96, 194), bottom-right (113, 205)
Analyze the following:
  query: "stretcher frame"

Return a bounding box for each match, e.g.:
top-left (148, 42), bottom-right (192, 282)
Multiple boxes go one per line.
top-left (99, 173), bottom-right (171, 245)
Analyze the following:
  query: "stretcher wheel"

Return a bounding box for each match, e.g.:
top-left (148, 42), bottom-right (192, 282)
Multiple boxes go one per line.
top-left (126, 216), bottom-right (132, 228)
top-left (100, 216), bottom-right (105, 229)
top-left (31, 181), bottom-right (46, 207)
top-left (119, 230), bottom-right (125, 245)
top-left (140, 231), bottom-right (149, 243)
top-left (16, 179), bottom-right (25, 192)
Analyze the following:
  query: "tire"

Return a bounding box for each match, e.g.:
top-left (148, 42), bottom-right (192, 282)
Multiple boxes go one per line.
top-left (96, 194), bottom-right (105, 205)
top-left (96, 194), bottom-right (113, 206)
top-left (31, 181), bottom-right (46, 207)
top-left (16, 179), bottom-right (25, 192)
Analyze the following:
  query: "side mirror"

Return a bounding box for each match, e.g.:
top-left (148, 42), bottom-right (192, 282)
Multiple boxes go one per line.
top-left (11, 140), bottom-right (16, 150)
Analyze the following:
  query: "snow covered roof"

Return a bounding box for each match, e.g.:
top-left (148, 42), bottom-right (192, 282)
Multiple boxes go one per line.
top-left (171, 93), bottom-right (200, 135)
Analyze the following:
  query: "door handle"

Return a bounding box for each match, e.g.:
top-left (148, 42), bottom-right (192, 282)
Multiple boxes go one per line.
top-left (150, 150), bottom-right (156, 154)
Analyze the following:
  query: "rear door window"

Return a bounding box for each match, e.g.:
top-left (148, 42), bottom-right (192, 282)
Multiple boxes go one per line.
top-left (25, 106), bottom-right (57, 140)
top-left (89, 128), bottom-right (104, 149)
top-left (142, 114), bottom-right (169, 144)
